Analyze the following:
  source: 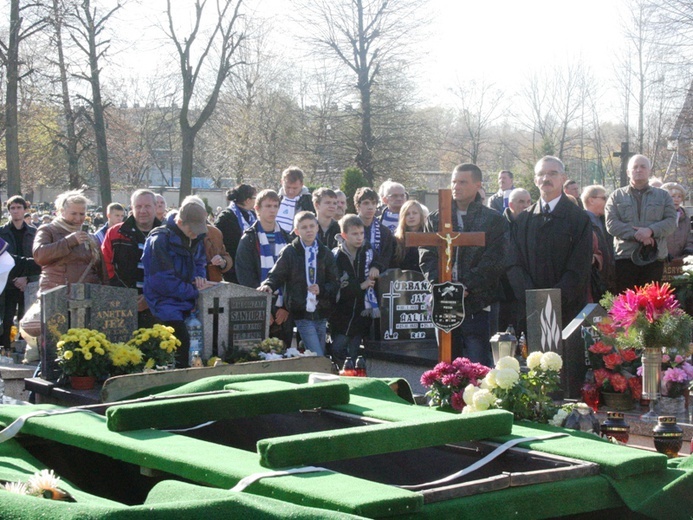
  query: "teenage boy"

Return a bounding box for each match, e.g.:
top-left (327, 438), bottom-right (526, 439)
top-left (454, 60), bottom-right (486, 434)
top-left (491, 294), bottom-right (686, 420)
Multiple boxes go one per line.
top-left (330, 214), bottom-right (383, 362)
top-left (94, 202), bottom-right (126, 244)
top-left (354, 187), bottom-right (395, 270)
top-left (312, 187), bottom-right (341, 251)
top-left (258, 211), bottom-right (338, 356)
top-left (236, 189), bottom-right (293, 348)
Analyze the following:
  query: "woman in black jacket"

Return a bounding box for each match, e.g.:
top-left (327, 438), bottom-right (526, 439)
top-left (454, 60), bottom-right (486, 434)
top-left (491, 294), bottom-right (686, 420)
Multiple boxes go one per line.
top-left (213, 184), bottom-right (257, 282)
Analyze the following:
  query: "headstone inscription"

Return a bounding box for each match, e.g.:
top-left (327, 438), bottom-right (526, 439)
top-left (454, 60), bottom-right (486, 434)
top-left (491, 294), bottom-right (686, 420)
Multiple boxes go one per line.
top-left (41, 283), bottom-right (138, 381)
top-left (525, 289), bottom-right (562, 353)
top-left (197, 282), bottom-right (271, 360)
top-left (378, 269), bottom-right (436, 342)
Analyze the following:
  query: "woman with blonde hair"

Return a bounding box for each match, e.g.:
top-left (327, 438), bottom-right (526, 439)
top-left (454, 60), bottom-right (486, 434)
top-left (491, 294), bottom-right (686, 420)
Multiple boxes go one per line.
top-left (661, 182), bottom-right (693, 260)
top-left (33, 190), bottom-right (106, 294)
top-left (393, 200), bottom-right (429, 272)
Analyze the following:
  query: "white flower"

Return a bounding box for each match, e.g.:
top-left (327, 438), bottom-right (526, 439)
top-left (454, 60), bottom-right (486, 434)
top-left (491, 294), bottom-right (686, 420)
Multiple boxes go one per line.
top-left (540, 351), bottom-right (563, 372)
top-left (472, 389), bottom-right (495, 411)
top-left (27, 469), bottom-right (61, 496)
top-left (284, 347), bottom-right (302, 358)
top-left (526, 351), bottom-right (543, 370)
top-left (484, 369), bottom-right (498, 389)
top-left (495, 368), bottom-right (520, 389)
top-left (549, 408), bottom-right (569, 427)
top-left (301, 350), bottom-right (317, 357)
top-left (479, 378), bottom-right (491, 390)
top-left (3, 481), bottom-right (28, 494)
top-left (496, 356), bottom-right (520, 372)
top-left (463, 383), bottom-right (479, 405)
top-left (462, 404), bottom-right (478, 414)
top-left (259, 352), bottom-right (283, 361)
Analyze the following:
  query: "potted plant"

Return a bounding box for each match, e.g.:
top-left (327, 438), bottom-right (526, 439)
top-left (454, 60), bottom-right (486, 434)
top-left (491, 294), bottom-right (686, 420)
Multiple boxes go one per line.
top-left (127, 324), bottom-right (180, 370)
top-left (56, 328), bottom-right (112, 389)
top-left (107, 342), bottom-right (145, 376)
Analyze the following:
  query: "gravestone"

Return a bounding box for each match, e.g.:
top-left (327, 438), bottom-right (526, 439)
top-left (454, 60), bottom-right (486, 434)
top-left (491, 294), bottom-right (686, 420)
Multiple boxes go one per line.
top-left (41, 283), bottom-right (138, 381)
top-left (561, 303), bottom-right (608, 398)
top-left (525, 289), bottom-right (562, 353)
top-left (197, 282), bottom-right (271, 360)
top-left (378, 269), bottom-right (436, 342)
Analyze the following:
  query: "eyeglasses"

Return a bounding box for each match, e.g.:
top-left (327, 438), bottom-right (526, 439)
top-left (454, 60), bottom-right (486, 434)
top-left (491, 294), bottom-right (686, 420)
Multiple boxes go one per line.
top-left (592, 195), bottom-right (607, 200)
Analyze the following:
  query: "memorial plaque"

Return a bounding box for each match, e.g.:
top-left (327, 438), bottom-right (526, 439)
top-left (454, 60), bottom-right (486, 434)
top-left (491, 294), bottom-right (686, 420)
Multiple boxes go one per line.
top-left (525, 289), bottom-right (562, 353)
top-left (378, 269), bottom-right (436, 342)
top-left (41, 283), bottom-right (139, 380)
top-left (198, 282), bottom-right (271, 360)
top-left (431, 281), bottom-right (465, 333)
top-left (662, 259), bottom-right (683, 283)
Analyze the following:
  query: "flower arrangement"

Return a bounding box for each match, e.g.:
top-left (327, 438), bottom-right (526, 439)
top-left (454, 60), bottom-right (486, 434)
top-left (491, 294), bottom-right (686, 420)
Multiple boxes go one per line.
top-left (657, 353), bottom-right (693, 398)
top-left (587, 340), bottom-right (641, 399)
top-left (1, 469), bottom-right (72, 500)
top-left (56, 328), bottom-right (112, 378)
top-left (127, 324), bottom-right (180, 369)
top-left (107, 342), bottom-right (144, 376)
top-left (462, 352), bottom-right (562, 423)
top-left (420, 357), bottom-right (491, 412)
top-left (225, 337), bottom-right (317, 364)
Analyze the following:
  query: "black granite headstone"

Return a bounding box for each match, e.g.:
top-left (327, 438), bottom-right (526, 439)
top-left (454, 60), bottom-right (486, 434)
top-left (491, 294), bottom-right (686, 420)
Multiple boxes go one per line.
top-left (378, 269), bottom-right (436, 342)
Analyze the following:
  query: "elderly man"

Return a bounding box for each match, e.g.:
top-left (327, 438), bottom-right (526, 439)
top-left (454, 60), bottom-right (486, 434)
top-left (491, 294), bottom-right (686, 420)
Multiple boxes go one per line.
top-left (378, 180), bottom-right (407, 232)
top-left (155, 194), bottom-right (167, 222)
top-left (508, 156), bottom-right (592, 329)
top-left (420, 163), bottom-right (507, 366)
top-left (102, 189), bottom-right (162, 327)
top-left (605, 154), bottom-right (676, 293)
top-left (487, 170), bottom-right (515, 213)
top-left (505, 188), bottom-right (531, 222)
top-left (334, 190), bottom-right (348, 220)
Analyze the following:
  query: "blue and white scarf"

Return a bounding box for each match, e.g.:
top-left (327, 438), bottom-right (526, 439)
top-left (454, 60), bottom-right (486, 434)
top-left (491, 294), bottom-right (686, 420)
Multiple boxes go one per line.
top-left (303, 240), bottom-right (318, 312)
top-left (367, 221), bottom-right (382, 254)
top-left (362, 247), bottom-right (380, 318)
top-left (257, 222), bottom-right (286, 307)
top-left (277, 196), bottom-right (299, 233)
top-left (379, 208), bottom-right (399, 233)
top-left (230, 202), bottom-right (256, 232)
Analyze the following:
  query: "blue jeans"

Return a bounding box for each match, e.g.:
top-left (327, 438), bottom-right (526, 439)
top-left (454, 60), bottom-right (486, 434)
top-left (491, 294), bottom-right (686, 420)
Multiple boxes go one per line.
top-left (331, 334), bottom-right (362, 362)
top-left (295, 319), bottom-right (327, 356)
top-left (448, 310), bottom-right (493, 367)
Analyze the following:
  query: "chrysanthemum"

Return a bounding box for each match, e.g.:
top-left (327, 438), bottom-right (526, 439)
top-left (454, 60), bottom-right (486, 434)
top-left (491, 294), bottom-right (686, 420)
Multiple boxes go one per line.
top-left (27, 469), bottom-right (62, 497)
top-left (3, 481), bottom-right (28, 494)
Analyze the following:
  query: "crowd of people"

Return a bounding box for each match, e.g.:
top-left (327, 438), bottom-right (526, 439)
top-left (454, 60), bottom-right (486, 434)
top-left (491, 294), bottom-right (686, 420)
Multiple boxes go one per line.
top-left (0, 156), bottom-right (690, 369)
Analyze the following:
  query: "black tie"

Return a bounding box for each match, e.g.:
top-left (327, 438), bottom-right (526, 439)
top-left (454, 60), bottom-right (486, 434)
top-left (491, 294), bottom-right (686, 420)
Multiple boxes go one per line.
top-left (543, 203), bottom-right (551, 215)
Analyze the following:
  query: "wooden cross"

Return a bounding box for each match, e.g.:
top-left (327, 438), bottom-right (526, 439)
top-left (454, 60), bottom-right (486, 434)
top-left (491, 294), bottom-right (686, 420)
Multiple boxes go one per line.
top-left (405, 188), bottom-right (486, 362)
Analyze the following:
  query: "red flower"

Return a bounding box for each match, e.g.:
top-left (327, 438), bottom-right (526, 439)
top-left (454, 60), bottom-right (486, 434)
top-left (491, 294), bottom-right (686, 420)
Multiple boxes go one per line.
top-left (621, 349), bottom-right (638, 363)
top-left (610, 372), bottom-right (628, 393)
top-left (628, 377), bottom-right (642, 400)
top-left (596, 320), bottom-right (616, 336)
top-left (593, 368), bottom-right (610, 388)
top-left (450, 391), bottom-right (466, 411)
top-left (603, 353), bottom-right (624, 370)
top-left (589, 342), bottom-right (613, 355)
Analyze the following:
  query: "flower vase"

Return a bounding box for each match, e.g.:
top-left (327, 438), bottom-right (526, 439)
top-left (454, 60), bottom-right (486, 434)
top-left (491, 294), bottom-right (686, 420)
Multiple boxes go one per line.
top-left (656, 395), bottom-right (686, 418)
top-left (601, 391), bottom-right (634, 411)
top-left (641, 347), bottom-right (662, 421)
top-left (70, 375), bottom-right (97, 390)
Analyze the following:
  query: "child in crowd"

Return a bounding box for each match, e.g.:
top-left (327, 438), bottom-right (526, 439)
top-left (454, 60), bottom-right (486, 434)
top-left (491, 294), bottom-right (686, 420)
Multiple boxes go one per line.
top-left (330, 214), bottom-right (383, 362)
top-left (259, 211), bottom-right (338, 356)
top-left (393, 200), bottom-right (429, 272)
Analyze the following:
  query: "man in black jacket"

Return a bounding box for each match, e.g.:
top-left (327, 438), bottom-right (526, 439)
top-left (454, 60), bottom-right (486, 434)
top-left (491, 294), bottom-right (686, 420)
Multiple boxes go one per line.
top-left (0, 196), bottom-right (41, 348)
top-left (508, 156), bottom-right (592, 330)
top-left (420, 164), bottom-right (508, 366)
top-left (277, 166), bottom-right (315, 234)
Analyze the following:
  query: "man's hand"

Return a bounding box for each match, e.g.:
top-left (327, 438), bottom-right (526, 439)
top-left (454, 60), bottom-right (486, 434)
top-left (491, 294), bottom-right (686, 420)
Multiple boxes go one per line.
top-left (13, 277), bottom-right (28, 291)
top-left (257, 285), bottom-right (273, 294)
top-left (275, 308), bottom-right (289, 324)
top-left (195, 277), bottom-right (217, 290)
top-left (210, 254), bottom-right (229, 269)
top-left (308, 284), bottom-right (319, 295)
top-left (633, 226), bottom-right (654, 244)
top-left (137, 294), bottom-right (149, 312)
top-left (360, 278), bottom-right (375, 290)
top-left (368, 267), bottom-right (380, 280)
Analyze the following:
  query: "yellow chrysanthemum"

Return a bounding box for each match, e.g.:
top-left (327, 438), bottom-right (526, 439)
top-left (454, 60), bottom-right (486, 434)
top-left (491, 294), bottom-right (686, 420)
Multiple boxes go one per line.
top-left (63, 350), bottom-right (73, 360)
top-left (83, 352), bottom-right (92, 361)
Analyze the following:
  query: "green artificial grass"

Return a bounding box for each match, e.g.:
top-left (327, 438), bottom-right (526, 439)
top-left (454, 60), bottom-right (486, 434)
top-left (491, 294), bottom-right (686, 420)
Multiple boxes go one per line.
top-left (106, 379), bottom-right (350, 432)
top-left (258, 409), bottom-right (514, 469)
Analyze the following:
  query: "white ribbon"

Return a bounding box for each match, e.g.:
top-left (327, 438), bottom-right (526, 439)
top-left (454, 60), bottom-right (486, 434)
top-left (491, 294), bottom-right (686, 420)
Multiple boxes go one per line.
top-left (230, 466), bottom-right (330, 492)
top-left (0, 408), bottom-right (101, 443)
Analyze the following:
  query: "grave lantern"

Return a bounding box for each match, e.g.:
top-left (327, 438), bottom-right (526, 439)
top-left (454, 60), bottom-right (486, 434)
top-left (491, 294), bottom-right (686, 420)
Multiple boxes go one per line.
top-left (490, 328), bottom-right (517, 365)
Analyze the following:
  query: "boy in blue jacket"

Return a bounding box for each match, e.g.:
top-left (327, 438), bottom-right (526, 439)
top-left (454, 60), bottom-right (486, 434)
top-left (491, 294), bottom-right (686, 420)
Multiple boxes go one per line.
top-left (143, 196), bottom-right (215, 367)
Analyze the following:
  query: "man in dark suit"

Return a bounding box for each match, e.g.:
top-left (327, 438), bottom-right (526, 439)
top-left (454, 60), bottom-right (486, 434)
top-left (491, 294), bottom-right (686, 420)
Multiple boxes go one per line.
top-left (508, 156), bottom-right (592, 330)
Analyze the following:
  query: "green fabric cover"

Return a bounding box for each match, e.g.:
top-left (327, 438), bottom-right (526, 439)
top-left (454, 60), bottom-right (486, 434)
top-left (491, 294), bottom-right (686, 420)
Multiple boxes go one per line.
top-left (258, 409), bottom-right (514, 468)
top-left (0, 403), bottom-right (422, 518)
top-left (105, 380), bottom-right (350, 432)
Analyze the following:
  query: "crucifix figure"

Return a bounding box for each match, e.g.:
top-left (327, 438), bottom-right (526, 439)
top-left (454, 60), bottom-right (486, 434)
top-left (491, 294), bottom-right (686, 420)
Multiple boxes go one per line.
top-left (406, 188), bottom-right (486, 362)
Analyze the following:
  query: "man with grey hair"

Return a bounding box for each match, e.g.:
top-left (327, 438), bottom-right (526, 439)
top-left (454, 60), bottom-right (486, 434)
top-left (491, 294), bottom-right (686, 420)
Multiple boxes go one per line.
top-left (155, 194), bottom-right (167, 221)
top-left (508, 156), bottom-right (592, 330)
top-left (507, 188), bottom-right (531, 220)
top-left (583, 184), bottom-right (615, 296)
top-left (605, 154), bottom-right (676, 292)
top-left (102, 189), bottom-right (162, 327)
top-left (378, 180), bottom-right (407, 232)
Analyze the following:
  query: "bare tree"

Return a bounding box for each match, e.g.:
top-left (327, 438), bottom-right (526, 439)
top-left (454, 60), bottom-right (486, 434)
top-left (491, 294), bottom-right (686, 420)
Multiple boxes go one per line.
top-left (68, 0), bottom-right (121, 206)
top-left (165, 0), bottom-right (246, 204)
top-left (292, 0), bottom-right (429, 186)
top-left (0, 0), bottom-right (46, 197)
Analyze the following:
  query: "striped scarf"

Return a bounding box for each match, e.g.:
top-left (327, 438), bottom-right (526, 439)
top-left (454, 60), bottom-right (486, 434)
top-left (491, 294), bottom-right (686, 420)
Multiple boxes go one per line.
top-left (362, 247), bottom-right (380, 318)
top-left (379, 208), bottom-right (399, 232)
top-left (277, 196), bottom-right (299, 233)
top-left (230, 202), bottom-right (256, 232)
top-left (256, 222), bottom-right (286, 307)
top-left (303, 240), bottom-right (318, 312)
top-left (368, 220), bottom-right (382, 254)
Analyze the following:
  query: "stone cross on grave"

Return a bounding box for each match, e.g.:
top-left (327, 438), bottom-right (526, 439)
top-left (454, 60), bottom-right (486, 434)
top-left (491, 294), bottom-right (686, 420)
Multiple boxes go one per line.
top-left (405, 188), bottom-right (485, 362)
top-left (381, 282), bottom-right (401, 340)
